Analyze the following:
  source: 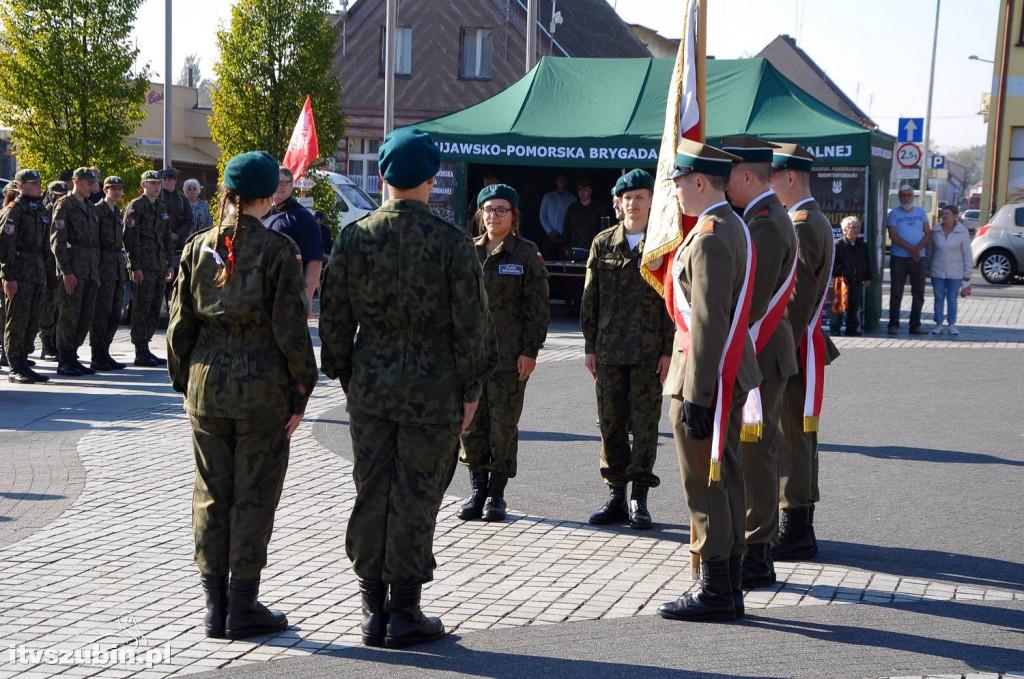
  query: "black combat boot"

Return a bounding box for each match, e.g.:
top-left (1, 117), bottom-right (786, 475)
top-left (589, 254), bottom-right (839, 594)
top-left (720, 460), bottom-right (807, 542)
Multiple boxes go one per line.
top-left (729, 554), bottom-right (744, 618)
top-left (384, 583), bottom-right (445, 649)
top-left (224, 578), bottom-right (288, 640)
top-left (90, 347), bottom-right (115, 372)
top-left (72, 354), bottom-right (96, 375)
top-left (56, 353), bottom-right (84, 377)
top-left (588, 485), bottom-right (628, 525)
top-left (133, 344), bottom-right (158, 367)
top-left (457, 471), bottom-right (489, 521)
top-left (145, 346), bottom-right (167, 366)
top-left (39, 336), bottom-right (58, 361)
top-left (7, 359), bottom-right (37, 384)
top-left (200, 576), bottom-right (228, 639)
top-left (741, 543), bottom-right (776, 589)
top-left (481, 473), bottom-right (508, 522)
top-left (104, 348), bottom-right (126, 370)
top-left (772, 507), bottom-right (815, 561)
top-left (808, 503), bottom-right (818, 556)
top-left (25, 363), bottom-right (49, 383)
top-left (358, 579), bottom-right (388, 647)
top-left (628, 483), bottom-right (652, 530)
top-left (657, 559), bottom-right (736, 622)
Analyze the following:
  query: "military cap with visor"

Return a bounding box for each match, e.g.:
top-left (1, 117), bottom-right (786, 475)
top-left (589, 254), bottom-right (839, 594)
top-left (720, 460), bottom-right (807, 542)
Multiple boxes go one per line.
top-left (378, 127), bottom-right (441, 190)
top-left (770, 143), bottom-right (819, 173)
top-left (613, 168), bottom-right (655, 196)
top-left (14, 169), bottom-right (42, 184)
top-left (222, 151), bottom-right (280, 198)
top-left (477, 183), bottom-right (520, 209)
top-left (667, 138), bottom-right (741, 179)
top-left (47, 180), bottom-right (68, 195)
top-left (72, 167), bottom-right (99, 182)
top-left (160, 167), bottom-right (180, 179)
top-left (103, 176), bottom-right (125, 189)
top-left (141, 170), bottom-right (162, 182)
top-left (718, 135), bottom-right (780, 164)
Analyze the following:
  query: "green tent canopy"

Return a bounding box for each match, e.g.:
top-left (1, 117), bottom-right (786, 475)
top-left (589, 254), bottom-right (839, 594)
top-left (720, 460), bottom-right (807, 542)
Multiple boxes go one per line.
top-left (416, 57), bottom-right (895, 169)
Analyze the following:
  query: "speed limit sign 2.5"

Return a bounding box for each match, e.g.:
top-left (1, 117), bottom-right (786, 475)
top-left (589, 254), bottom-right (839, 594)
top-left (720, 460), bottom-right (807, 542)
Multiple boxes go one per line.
top-left (897, 143), bottom-right (922, 169)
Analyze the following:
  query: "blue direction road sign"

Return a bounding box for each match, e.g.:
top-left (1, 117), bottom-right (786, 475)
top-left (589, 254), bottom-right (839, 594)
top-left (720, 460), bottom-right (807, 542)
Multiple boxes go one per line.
top-left (898, 118), bottom-right (924, 143)
top-left (930, 154), bottom-right (946, 170)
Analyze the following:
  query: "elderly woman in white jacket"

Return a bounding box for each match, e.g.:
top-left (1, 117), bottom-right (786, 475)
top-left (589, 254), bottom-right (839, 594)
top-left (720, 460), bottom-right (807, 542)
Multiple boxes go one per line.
top-left (927, 205), bottom-right (973, 335)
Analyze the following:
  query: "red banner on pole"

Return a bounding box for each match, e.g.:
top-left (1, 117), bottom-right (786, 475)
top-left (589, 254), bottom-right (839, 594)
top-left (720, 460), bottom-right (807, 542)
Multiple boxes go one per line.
top-left (282, 94), bottom-right (319, 181)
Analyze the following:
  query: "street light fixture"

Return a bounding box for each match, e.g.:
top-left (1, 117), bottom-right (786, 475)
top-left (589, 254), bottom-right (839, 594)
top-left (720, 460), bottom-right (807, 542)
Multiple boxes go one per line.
top-left (549, 1), bottom-right (563, 56)
top-left (969, 55), bottom-right (994, 64)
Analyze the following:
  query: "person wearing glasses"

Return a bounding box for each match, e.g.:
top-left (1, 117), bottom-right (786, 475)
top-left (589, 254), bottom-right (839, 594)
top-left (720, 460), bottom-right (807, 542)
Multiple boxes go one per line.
top-left (457, 184), bottom-right (549, 523)
top-left (263, 166), bottom-right (323, 313)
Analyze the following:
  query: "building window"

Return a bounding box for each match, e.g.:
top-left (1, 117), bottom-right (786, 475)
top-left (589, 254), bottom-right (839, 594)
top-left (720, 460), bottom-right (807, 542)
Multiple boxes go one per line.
top-left (347, 138), bottom-right (382, 197)
top-left (460, 28), bottom-right (493, 80)
top-left (380, 26), bottom-right (412, 76)
top-left (1007, 128), bottom-right (1024, 203)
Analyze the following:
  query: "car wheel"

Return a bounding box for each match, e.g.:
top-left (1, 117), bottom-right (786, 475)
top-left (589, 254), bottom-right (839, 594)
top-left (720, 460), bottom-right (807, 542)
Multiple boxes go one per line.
top-left (979, 249), bottom-right (1016, 284)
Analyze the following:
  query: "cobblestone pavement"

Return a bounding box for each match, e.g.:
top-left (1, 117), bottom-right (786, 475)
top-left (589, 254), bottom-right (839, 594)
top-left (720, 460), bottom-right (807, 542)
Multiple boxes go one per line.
top-left (0, 286), bottom-right (1022, 678)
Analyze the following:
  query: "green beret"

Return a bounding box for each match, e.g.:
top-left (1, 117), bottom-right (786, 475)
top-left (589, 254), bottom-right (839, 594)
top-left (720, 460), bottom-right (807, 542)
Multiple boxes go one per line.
top-left (613, 169), bottom-right (654, 196)
top-left (14, 169), bottom-right (42, 183)
top-left (72, 167), bottom-right (98, 182)
top-left (141, 170), bottom-right (162, 182)
top-left (378, 128), bottom-right (440, 190)
top-left (103, 176), bottom-right (124, 188)
top-left (223, 151), bottom-right (280, 198)
top-left (47, 181), bottom-right (68, 194)
top-left (477, 183), bottom-right (519, 208)
top-left (770, 143), bottom-right (818, 173)
top-left (668, 139), bottom-right (740, 179)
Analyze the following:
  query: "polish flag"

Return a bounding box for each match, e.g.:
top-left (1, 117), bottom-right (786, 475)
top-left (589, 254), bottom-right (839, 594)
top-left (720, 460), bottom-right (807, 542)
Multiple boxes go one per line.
top-left (283, 95), bottom-right (319, 181)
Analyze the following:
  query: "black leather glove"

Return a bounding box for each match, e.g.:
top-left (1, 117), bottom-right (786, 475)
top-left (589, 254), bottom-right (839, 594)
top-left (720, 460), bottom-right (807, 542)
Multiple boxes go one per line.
top-left (681, 400), bottom-right (714, 440)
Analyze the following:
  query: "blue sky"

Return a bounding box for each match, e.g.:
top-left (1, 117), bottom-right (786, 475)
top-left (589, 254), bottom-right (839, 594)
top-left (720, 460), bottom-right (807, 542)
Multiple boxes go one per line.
top-left (133, 0), bottom-right (996, 151)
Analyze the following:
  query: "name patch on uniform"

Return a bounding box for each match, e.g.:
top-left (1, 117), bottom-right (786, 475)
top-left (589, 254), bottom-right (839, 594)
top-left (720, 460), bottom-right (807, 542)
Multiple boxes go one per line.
top-left (498, 264), bottom-right (524, 276)
top-left (126, 218), bottom-right (136, 229)
top-left (3, 220), bottom-right (15, 235)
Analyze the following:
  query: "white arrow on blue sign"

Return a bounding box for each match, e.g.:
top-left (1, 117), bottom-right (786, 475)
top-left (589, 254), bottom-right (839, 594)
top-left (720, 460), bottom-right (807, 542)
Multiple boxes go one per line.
top-left (898, 118), bottom-right (924, 143)
top-left (930, 155), bottom-right (946, 170)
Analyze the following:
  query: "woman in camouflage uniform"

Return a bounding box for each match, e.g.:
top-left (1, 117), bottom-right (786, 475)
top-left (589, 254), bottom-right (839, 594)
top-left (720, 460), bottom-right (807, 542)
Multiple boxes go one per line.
top-left (167, 151), bottom-right (318, 641)
top-left (457, 184), bottom-right (549, 522)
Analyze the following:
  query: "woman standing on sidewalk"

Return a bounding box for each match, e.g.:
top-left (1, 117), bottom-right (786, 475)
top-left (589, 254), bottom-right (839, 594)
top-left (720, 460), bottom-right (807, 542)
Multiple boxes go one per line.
top-left (167, 151), bottom-right (318, 640)
top-left (457, 184), bottom-right (549, 523)
top-left (927, 205), bottom-right (972, 336)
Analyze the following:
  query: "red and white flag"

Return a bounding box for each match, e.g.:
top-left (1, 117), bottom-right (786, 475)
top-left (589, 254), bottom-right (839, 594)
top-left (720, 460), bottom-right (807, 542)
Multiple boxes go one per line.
top-left (282, 94), bottom-right (320, 181)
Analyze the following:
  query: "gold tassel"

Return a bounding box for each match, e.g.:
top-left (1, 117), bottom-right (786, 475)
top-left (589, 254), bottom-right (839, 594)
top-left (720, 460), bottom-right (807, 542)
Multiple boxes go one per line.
top-left (803, 416), bottom-right (819, 433)
top-left (707, 460), bottom-right (721, 484)
top-left (740, 422), bottom-right (762, 442)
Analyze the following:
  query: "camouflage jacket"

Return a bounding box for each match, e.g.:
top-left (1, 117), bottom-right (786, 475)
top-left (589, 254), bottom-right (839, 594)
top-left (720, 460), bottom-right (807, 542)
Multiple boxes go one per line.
top-left (563, 201), bottom-right (610, 254)
top-left (51, 194), bottom-right (100, 280)
top-left (319, 199), bottom-right (498, 425)
top-left (581, 222), bottom-right (674, 365)
top-left (474, 232), bottom-right (550, 373)
top-left (94, 200), bottom-right (127, 282)
top-left (161, 188), bottom-right (195, 253)
top-left (0, 195), bottom-right (50, 284)
top-left (167, 214), bottom-right (318, 419)
top-left (123, 195), bottom-right (172, 273)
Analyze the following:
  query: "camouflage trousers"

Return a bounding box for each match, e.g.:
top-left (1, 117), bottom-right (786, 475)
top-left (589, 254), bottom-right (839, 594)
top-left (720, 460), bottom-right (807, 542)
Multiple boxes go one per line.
top-left (595, 362), bottom-right (662, 488)
top-left (56, 277), bottom-right (98, 358)
top-left (778, 368), bottom-right (820, 510)
top-left (190, 414), bottom-right (290, 580)
top-left (130, 272), bottom-right (163, 345)
top-left (670, 388), bottom-right (747, 562)
top-left (3, 280), bottom-right (44, 364)
top-left (740, 375), bottom-right (786, 544)
top-left (459, 370), bottom-right (528, 478)
top-left (89, 279), bottom-right (122, 350)
top-left (37, 275), bottom-right (60, 341)
top-left (347, 414), bottom-right (460, 585)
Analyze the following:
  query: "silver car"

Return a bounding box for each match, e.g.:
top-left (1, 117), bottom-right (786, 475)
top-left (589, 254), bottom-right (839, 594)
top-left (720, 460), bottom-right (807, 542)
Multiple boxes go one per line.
top-left (962, 208), bottom-right (980, 236)
top-left (971, 203), bottom-right (1024, 284)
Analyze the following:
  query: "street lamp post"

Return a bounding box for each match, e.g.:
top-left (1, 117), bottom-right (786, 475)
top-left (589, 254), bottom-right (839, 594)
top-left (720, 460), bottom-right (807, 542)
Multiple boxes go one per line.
top-left (969, 54), bottom-right (995, 64)
top-left (163, 0), bottom-right (172, 172)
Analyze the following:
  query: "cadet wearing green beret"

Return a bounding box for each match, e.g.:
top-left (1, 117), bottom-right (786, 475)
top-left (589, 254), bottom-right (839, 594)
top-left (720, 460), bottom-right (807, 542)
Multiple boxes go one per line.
top-left (320, 127), bottom-right (498, 648)
top-left (168, 150), bottom-right (318, 641)
top-left (658, 139), bottom-right (761, 623)
top-left (457, 183), bottom-right (549, 523)
top-left (769, 142), bottom-right (839, 563)
top-left (581, 168), bottom-right (674, 531)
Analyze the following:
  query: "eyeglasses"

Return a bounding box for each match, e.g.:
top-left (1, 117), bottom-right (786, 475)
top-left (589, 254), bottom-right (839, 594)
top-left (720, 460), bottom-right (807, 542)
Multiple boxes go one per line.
top-left (278, 180), bottom-right (292, 187)
top-left (482, 207), bottom-right (510, 217)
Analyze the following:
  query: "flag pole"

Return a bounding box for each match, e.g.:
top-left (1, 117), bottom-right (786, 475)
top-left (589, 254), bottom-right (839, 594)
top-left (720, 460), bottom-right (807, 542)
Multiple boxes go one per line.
top-left (690, 0), bottom-right (705, 583)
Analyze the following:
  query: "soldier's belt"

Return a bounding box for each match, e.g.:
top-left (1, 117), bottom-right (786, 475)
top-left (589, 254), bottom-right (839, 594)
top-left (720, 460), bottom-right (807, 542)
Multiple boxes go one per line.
top-left (356, 328), bottom-right (455, 345)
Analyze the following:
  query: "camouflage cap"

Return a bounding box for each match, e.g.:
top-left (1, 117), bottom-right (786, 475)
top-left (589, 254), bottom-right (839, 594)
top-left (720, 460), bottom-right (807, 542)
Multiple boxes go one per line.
top-left (47, 181), bottom-right (68, 195)
top-left (3, 182), bottom-right (17, 195)
top-left (103, 176), bottom-right (125, 188)
top-left (72, 167), bottom-right (99, 182)
top-left (14, 169), bottom-right (42, 183)
top-left (141, 170), bottom-right (162, 182)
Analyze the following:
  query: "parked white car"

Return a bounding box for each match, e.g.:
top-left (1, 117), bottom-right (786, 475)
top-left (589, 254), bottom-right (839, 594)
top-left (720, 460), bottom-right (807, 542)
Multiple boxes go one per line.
top-left (322, 171), bottom-right (377, 230)
top-left (962, 208), bottom-right (980, 236)
top-left (971, 203), bottom-right (1024, 284)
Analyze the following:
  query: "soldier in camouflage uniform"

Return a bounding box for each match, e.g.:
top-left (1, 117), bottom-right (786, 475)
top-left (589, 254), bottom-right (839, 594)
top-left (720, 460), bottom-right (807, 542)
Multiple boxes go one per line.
top-left (581, 169), bottom-right (674, 530)
top-left (160, 167), bottom-right (195, 306)
top-left (167, 151), bottom-right (318, 641)
top-left (1, 170), bottom-right (51, 384)
top-left (51, 168), bottom-right (101, 377)
top-left (320, 128), bottom-right (498, 649)
top-left (37, 181), bottom-right (68, 361)
top-left (123, 170), bottom-right (173, 367)
top-left (89, 176), bottom-right (128, 371)
top-left (0, 181), bottom-right (16, 369)
top-left (457, 183), bottom-right (549, 523)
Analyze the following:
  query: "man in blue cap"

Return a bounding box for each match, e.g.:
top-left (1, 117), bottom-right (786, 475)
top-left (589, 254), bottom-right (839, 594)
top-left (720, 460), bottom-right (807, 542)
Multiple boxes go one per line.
top-left (581, 168), bottom-right (674, 531)
top-left (319, 127), bottom-right (498, 649)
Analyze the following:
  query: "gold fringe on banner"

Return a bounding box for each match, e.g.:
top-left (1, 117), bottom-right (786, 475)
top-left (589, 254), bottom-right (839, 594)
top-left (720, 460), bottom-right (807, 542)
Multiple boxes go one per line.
top-left (803, 416), bottom-right (819, 433)
top-left (707, 460), bottom-right (721, 484)
top-left (740, 423), bottom-right (762, 442)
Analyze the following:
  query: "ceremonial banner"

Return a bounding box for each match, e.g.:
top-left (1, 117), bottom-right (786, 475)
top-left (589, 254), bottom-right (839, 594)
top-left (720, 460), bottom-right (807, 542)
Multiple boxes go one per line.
top-left (282, 95), bottom-right (319, 181)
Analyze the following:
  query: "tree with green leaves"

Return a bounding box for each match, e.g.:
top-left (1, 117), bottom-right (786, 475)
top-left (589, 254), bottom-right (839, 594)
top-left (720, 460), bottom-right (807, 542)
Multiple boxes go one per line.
top-left (0, 0), bottom-right (150, 185)
top-left (175, 53), bottom-right (214, 109)
top-left (210, 0), bottom-right (347, 231)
